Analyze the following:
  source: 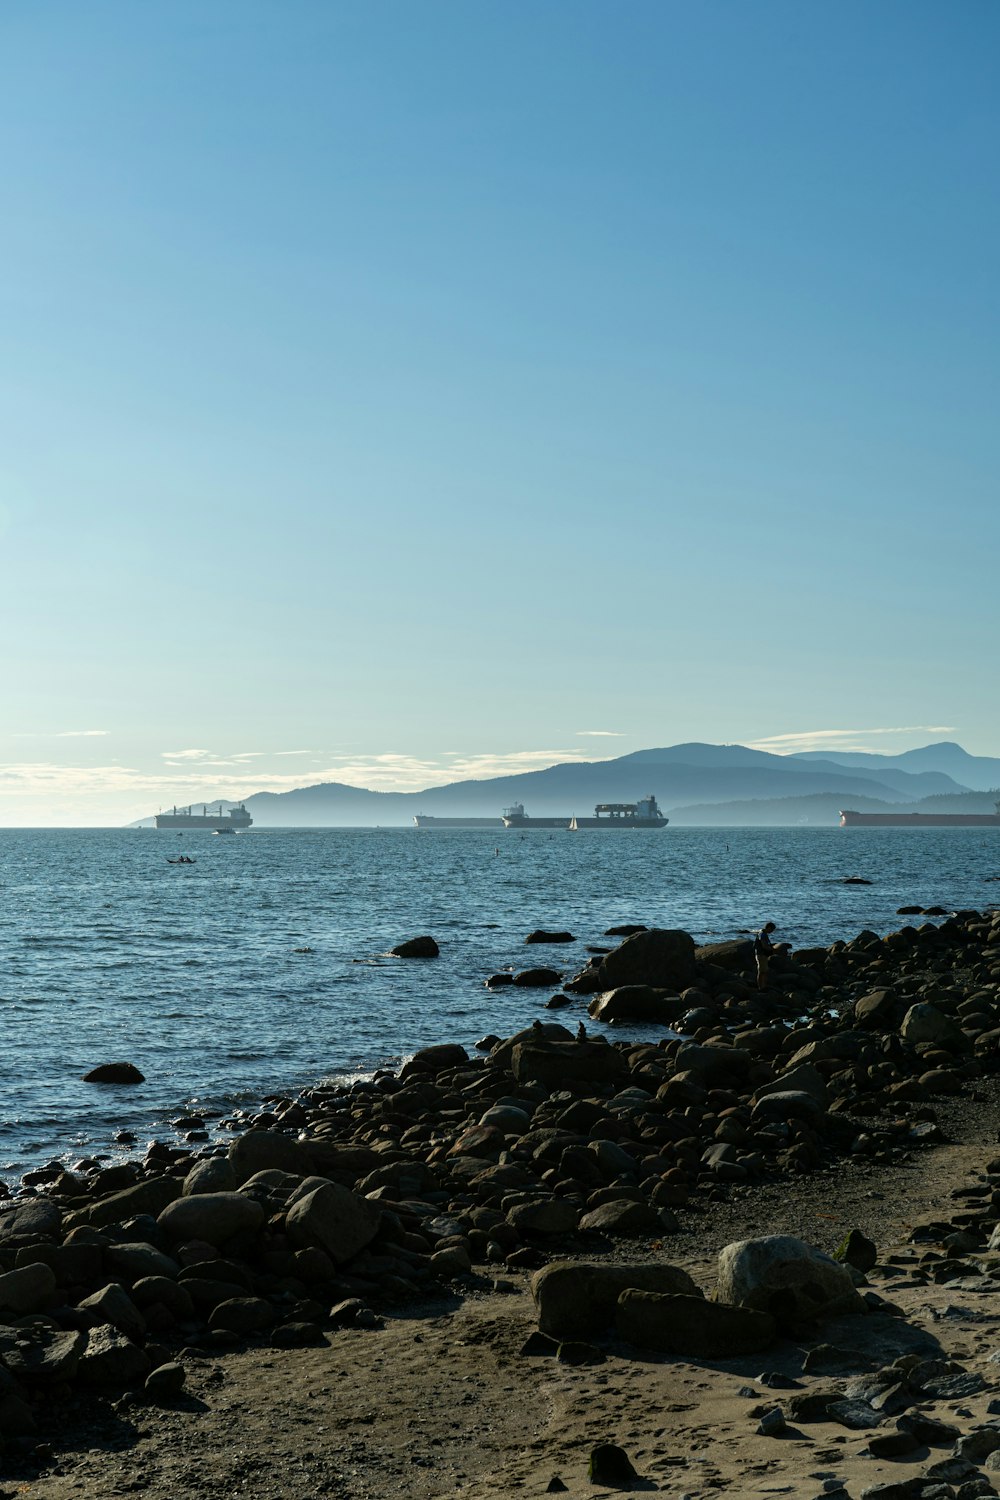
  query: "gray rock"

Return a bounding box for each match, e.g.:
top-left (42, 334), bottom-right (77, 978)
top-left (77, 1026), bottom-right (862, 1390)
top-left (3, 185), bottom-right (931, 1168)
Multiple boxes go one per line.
top-left (78, 1325), bottom-right (151, 1387)
top-left (751, 1090), bottom-right (826, 1126)
top-left (0, 1199), bottom-right (63, 1245)
top-left (578, 1200), bottom-right (663, 1235)
top-left (105, 1242), bottom-right (181, 1283)
top-left (228, 1129), bottom-right (314, 1185)
top-left (145, 1361), bottom-right (186, 1399)
top-left (183, 1156), bottom-right (238, 1196)
top-left (131, 1276), bottom-right (196, 1321)
top-left (507, 1199), bottom-right (579, 1235)
top-left (0, 1262), bottom-right (56, 1316)
top-left (716, 1235), bottom-right (867, 1329)
top-left (900, 1003), bottom-right (965, 1048)
top-left (78, 1283), bottom-right (147, 1342)
top-left (69, 1176), bottom-right (182, 1230)
top-left (0, 1326), bottom-right (85, 1384)
top-left (531, 1260), bottom-right (700, 1339)
top-left (284, 1181), bottom-right (382, 1264)
top-left (597, 928), bottom-right (697, 991)
top-left (207, 1297), bottom-right (276, 1334)
top-left (158, 1191), bottom-right (266, 1246)
top-left (616, 1291), bottom-right (776, 1356)
top-left (587, 986), bottom-right (682, 1024)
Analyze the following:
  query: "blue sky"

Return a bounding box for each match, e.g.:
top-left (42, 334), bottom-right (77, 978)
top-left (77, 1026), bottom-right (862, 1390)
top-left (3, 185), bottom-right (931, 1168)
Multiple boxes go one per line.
top-left (1, 1), bottom-right (997, 823)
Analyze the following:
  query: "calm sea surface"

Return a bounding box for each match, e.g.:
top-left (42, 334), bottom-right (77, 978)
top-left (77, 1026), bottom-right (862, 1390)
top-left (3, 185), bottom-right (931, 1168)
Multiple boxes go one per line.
top-left (1, 825), bottom-right (998, 1180)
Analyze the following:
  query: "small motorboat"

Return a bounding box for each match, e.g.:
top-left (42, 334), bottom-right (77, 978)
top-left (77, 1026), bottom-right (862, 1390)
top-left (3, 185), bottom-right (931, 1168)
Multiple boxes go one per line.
top-left (167, 856), bottom-right (196, 865)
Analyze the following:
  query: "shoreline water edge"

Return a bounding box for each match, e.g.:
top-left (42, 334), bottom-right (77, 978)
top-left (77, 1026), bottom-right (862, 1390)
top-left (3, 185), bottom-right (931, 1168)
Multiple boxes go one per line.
top-left (3, 905), bottom-right (1000, 1495)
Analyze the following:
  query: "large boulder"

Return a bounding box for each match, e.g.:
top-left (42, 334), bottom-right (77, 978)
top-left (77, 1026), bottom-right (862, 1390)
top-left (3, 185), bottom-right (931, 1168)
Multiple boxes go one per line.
top-left (531, 1261), bottom-right (701, 1340)
top-left (0, 1327), bottom-right (86, 1385)
top-left (77, 1325), bottom-right (150, 1387)
top-left (0, 1263), bottom-right (56, 1317)
top-left (587, 986), bottom-right (684, 1025)
top-left (0, 1199), bottom-right (63, 1245)
top-left (284, 1182), bottom-right (381, 1265)
top-left (900, 1003), bottom-right (966, 1049)
top-left (510, 1039), bottom-right (627, 1090)
top-left (694, 939), bottom-right (753, 973)
top-left (715, 1236), bottom-right (866, 1330)
top-left (597, 930), bottom-right (697, 992)
top-left (158, 1192), bottom-right (266, 1247)
top-left (68, 1176), bottom-right (182, 1231)
top-left (228, 1130), bottom-right (314, 1185)
top-left (616, 1291), bottom-right (776, 1356)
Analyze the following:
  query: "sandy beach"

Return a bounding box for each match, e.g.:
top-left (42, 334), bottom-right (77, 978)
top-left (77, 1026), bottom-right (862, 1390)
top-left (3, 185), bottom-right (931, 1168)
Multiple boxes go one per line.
top-left (4, 912), bottom-right (1000, 1499)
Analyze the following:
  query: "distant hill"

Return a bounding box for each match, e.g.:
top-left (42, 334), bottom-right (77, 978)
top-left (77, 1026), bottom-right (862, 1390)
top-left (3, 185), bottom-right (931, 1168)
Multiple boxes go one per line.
top-left (791, 741), bottom-right (1000, 792)
top-left (669, 789), bottom-right (1000, 827)
top-left (132, 741), bottom-right (988, 828)
top-left (230, 744), bottom-right (973, 827)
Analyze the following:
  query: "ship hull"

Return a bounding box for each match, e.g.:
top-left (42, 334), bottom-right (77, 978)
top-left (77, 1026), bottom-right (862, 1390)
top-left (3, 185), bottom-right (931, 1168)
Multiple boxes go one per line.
top-left (413, 816), bottom-right (502, 828)
top-left (155, 814), bottom-right (252, 830)
top-left (569, 816), bottom-right (668, 830)
top-left (501, 817), bottom-right (572, 829)
top-left (840, 811), bottom-right (1000, 827)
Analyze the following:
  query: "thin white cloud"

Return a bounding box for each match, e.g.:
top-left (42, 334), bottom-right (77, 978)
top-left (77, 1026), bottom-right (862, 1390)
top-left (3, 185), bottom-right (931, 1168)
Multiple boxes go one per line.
top-left (11, 729), bottom-right (110, 739)
top-left (161, 748), bottom-right (212, 761)
top-left (749, 726), bottom-right (958, 754)
top-left (576, 730), bottom-right (625, 737)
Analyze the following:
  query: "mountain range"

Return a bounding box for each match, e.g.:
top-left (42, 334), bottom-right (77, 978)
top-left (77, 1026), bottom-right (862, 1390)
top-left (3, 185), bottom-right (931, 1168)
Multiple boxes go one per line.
top-left (135, 741), bottom-right (1000, 827)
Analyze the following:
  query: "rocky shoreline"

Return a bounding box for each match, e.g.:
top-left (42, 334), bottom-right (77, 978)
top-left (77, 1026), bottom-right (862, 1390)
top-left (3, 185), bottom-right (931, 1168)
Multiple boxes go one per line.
top-left (3, 906), bottom-right (1000, 1497)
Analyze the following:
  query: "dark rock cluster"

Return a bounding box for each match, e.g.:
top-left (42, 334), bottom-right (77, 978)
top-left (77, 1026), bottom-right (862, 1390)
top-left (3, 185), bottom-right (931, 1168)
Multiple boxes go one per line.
top-left (1, 908), bottom-right (999, 1460)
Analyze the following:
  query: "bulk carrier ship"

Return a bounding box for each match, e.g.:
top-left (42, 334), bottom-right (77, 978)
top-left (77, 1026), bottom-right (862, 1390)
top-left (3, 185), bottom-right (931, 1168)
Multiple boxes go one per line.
top-left (840, 804), bottom-right (1000, 828)
top-left (155, 803), bottom-right (253, 831)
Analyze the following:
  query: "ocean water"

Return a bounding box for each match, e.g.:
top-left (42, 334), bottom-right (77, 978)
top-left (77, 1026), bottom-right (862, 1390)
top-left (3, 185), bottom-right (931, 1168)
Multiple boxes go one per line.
top-left (0, 825), bottom-right (998, 1181)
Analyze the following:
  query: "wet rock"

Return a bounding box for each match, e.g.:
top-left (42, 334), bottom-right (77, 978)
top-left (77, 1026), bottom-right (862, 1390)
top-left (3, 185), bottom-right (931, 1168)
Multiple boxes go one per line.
top-left (616, 1291), bottom-right (776, 1356)
top-left (587, 985), bottom-right (683, 1024)
top-left (531, 1260), bottom-right (700, 1339)
top-left (512, 967), bottom-right (563, 988)
top-left (389, 936), bottom-right (439, 958)
top-left (596, 928), bottom-right (697, 991)
top-left (526, 931), bottom-right (575, 944)
top-left (82, 1062), bottom-right (145, 1084)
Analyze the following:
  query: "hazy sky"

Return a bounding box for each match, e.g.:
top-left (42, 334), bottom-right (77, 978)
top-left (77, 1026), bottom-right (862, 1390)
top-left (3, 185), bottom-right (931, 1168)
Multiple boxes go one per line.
top-left (2, 2), bottom-right (997, 824)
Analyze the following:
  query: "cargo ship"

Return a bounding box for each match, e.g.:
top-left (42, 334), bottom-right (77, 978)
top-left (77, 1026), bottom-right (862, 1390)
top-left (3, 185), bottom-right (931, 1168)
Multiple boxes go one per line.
top-left (840, 807), bottom-right (1000, 828)
top-left (501, 803), bottom-right (571, 830)
top-left (413, 815), bottom-right (503, 828)
top-left (569, 794), bottom-right (668, 830)
top-left (155, 803), bottom-right (253, 831)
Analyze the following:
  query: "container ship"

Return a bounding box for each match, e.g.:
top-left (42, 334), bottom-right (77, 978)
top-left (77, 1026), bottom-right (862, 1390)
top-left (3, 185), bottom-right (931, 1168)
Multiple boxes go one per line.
top-left (840, 807), bottom-right (1000, 828)
top-left (155, 803), bottom-right (253, 831)
top-left (502, 795), bottom-right (668, 830)
top-left (569, 795), bottom-right (668, 830)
